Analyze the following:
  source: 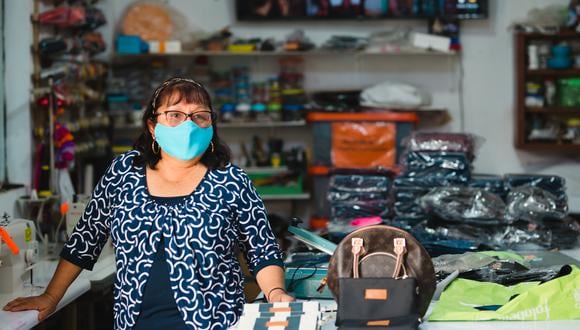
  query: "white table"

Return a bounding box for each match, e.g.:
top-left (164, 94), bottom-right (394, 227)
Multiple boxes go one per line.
top-left (0, 253), bottom-right (116, 330)
top-left (3, 250), bottom-right (579, 330)
top-left (316, 248), bottom-right (580, 330)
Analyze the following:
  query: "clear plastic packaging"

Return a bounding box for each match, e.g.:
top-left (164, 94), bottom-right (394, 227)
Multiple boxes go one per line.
top-left (504, 174), bottom-right (567, 200)
top-left (394, 186), bottom-right (429, 219)
top-left (328, 174), bottom-right (391, 194)
top-left (420, 187), bottom-right (506, 225)
top-left (457, 260), bottom-right (532, 284)
top-left (406, 225), bottom-right (481, 257)
top-left (402, 132), bottom-right (482, 160)
top-left (432, 252), bottom-right (497, 274)
top-left (543, 220), bottom-right (580, 249)
top-left (331, 201), bottom-right (390, 222)
top-left (488, 266), bottom-right (566, 286)
top-left (327, 191), bottom-right (388, 203)
top-left (469, 174), bottom-right (508, 200)
top-left (490, 225), bottom-right (553, 249)
top-left (505, 186), bottom-right (568, 222)
top-left (403, 151), bottom-right (471, 171)
top-left (397, 151), bottom-right (471, 187)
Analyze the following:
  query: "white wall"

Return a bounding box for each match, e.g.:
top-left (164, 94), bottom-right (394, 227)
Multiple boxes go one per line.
top-left (3, 0), bottom-right (579, 210)
top-left (106, 0), bottom-right (579, 210)
top-left (460, 0), bottom-right (580, 210)
top-left (4, 0), bottom-right (33, 186)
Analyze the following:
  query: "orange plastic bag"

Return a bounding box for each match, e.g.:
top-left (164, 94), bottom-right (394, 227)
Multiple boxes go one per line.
top-left (331, 122), bottom-right (396, 168)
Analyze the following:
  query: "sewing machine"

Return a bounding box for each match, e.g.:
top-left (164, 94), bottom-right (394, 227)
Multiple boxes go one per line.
top-left (0, 218), bottom-right (38, 294)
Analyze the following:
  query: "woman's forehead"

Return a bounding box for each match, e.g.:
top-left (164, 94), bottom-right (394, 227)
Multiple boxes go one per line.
top-left (160, 91), bottom-right (208, 108)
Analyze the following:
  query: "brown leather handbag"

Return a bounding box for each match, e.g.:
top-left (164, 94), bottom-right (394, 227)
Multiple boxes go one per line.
top-left (327, 225), bottom-right (436, 328)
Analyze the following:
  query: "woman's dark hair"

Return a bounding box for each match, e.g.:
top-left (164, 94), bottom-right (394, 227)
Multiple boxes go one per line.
top-left (133, 77), bottom-right (231, 169)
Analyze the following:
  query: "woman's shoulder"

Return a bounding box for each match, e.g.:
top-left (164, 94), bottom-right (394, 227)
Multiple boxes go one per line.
top-left (106, 150), bottom-right (141, 176)
top-left (209, 163), bottom-right (250, 182)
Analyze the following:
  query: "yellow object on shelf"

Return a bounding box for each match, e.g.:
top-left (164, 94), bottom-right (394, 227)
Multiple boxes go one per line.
top-left (227, 44), bottom-right (256, 53)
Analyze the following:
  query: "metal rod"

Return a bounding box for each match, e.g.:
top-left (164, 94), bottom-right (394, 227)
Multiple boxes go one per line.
top-left (48, 77), bottom-right (56, 195)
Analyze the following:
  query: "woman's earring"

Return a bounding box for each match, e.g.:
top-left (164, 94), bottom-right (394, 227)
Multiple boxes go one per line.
top-left (210, 141), bottom-right (215, 153)
top-left (151, 140), bottom-right (160, 154)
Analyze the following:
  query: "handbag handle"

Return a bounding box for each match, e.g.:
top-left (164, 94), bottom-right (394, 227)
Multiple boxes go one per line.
top-left (351, 237), bottom-right (407, 279)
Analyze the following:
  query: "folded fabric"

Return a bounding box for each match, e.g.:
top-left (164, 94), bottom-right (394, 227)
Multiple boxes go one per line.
top-left (331, 201), bottom-right (390, 221)
top-left (469, 174), bottom-right (508, 200)
top-left (505, 186), bottom-right (568, 222)
top-left (403, 132), bottom-right (478, 159)
top-left (420, 187), bottom-right (506, 225)
top-left (397, 151), bottom-right (471, 187)
top-left (504, 174), bottom-right (566, 194)
top-left (429, 265), bottom-right (580, 321)
top-left (329, 174), bottom-right (391, 193)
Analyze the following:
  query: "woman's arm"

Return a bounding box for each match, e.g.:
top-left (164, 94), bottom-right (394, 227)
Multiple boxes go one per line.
top-left (232, 167), bottom-right (292, 302)
top-left (3, 258), bottom-right (82, 320)
top-left (4, 154), bottom-right (125, 320)
top-left (256, 265), bottom-right (294, 303)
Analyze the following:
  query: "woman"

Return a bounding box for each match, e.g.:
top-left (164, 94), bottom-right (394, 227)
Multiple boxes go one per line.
top-left (4, 78), bottom-right (294, 329)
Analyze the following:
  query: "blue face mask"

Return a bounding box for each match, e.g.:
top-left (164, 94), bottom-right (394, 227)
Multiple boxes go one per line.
top-left (154, 121), bottom-right (213, 161)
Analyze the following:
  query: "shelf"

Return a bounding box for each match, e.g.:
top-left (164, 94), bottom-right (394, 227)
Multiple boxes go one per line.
top-left (308, 165), bottom-right (402, 176)
top-left (516, 142), bottom-right (580, 151)
top-left (113, 120), bottom-right (306, 129)
top-left (516, 31), bottom-right (580, 154)
top-left (245, 166), bottom-right (290, 174)
top-left (526, 107), bottom-right (580, 115)
top-left (307, 111), bottom-right (419, 122)
top-left (519, 31), bottom-right (580, 40)
top-left (220, 120), bottom-right (306, 128)
top-left (261, 193), bottom-right (310, 201)
top-left (112, 49), bottom-right (457, 61)
top-left (526, 69), bottom-right (580, 77)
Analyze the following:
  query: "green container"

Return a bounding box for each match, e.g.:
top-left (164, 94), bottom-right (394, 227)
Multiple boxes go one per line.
top-left (558, 78), bottom-right (580, 107)
top-left (248, 171), bottom-right (303, 196)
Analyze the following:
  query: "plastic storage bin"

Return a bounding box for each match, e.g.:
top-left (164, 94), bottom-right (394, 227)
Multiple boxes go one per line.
top-left (307, 112), bottom-right (418, 169)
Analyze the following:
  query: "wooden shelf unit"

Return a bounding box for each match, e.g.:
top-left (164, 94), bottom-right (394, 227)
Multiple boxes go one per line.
top-left (515, 31), bottom-right (580, 150)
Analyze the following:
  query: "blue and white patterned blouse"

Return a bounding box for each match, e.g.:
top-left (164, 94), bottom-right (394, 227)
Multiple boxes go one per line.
top-left (61, 151), bottom-right (284, 329)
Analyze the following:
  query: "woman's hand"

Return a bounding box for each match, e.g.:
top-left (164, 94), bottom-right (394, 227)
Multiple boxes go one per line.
top-left (268, 290), bottom-right (295, 303)
top-left (3, 292), bottom-right (59, 321)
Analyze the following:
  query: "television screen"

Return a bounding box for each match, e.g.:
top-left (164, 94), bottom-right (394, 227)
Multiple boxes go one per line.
top-left (236, 0), bottom-right (488, 20)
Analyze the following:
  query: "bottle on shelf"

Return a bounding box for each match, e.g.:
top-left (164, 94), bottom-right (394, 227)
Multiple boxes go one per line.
top-left (233, 66), bottom-right (252, 120)
top-left (251, 82), bottom-right (269, 122)
top-left (267, 78), bottom-right (283, 121)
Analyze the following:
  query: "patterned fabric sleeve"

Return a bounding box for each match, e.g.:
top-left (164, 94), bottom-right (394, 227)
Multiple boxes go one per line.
top-left (60, 154), bottom-right (123, 270)
top-left (234, 167), bottom-right (284, 275)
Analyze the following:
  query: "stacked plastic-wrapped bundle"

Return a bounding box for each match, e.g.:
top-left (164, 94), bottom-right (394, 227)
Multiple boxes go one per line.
top-left (504, 174), bottom-right (568, 223)
top-left (326, 171), bottom-right (391, 234)
top-left (469, 174), bottom-right (509, 201)
top-left (420, 187), bottom-right (507, 226)
top-left (421, 173), bottom-right (572, 251)
top-left (393, 133), bottom-right (476, 224)
top-left (389, 132), bottom-right (576, 251)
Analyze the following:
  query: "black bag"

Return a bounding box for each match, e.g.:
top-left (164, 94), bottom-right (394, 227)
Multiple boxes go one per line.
top-left (337, 277), bottom-right (419, 329)
top-left (327, 225), bottom-right (436, 329)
